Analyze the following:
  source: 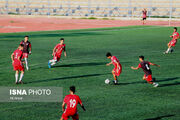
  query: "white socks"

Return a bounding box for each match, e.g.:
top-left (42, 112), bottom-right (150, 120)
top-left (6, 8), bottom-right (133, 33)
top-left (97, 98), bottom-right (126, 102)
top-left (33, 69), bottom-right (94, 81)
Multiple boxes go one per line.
top-left (25, 58), bottom-right (29, 70)
top-left (166, 48), bottom-right (170, 53)
top-left (19, 73), bottom-right (24, 82)
top-left (15, 73), bottom-right (18, 83)
top-left (166, 48), bottom-right (172, 53)
top-left (49, 59), bottom-right (57, 66)
top-left (15, 73), bottom-right (24, 83)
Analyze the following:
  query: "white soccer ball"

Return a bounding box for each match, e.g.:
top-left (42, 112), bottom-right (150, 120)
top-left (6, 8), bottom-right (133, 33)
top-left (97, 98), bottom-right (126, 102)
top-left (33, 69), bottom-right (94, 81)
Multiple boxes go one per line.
top-left (105, 79), bottom-right (110, 84)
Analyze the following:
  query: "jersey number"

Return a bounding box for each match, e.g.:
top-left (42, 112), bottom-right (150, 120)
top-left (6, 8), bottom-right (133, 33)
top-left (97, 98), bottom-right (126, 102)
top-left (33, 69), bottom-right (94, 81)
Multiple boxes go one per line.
top-left (15, 53), bottom-right (18, 59)
top-left (70, 99), bottom-right (76, 108)
top-left (145, 64), bottom-right (150, 70)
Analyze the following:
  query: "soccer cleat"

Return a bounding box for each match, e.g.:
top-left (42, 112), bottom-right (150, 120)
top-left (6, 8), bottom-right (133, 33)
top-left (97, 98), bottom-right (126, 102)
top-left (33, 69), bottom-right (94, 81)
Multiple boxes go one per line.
top-left (153, 83), bottom-right (159, 87)
top-left (48, 61), bottom-right (51, 68)
top-left (170, 49), bottom-right (174, 53)
top-left (19, 81), bottom-right (23, 84)
top-left (163, 52), bottom-right (168, 54)
top-left (152, 78), bottom-right (156, 82)
top-left (113, 80), bottom-right (118, 85)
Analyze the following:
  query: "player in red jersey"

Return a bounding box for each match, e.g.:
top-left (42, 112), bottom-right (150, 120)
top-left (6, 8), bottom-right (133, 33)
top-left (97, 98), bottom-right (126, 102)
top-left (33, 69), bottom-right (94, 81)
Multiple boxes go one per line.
top-left (60, 86), bottom-right (86, 120)
top-left (164, 27), bottom-right (179, 54)
top-left (142, 8), bottom-right (147, 25)
top-left (11, 44), bottom-right (24, 84)
top-left (131, 56), bottom-right (160, 87)
top-left (20, 36), bottom-right (32, 70)
top-left (106, 52), bottom-right (122, 85)
top-left (48, 38), bottom-right (67, 68)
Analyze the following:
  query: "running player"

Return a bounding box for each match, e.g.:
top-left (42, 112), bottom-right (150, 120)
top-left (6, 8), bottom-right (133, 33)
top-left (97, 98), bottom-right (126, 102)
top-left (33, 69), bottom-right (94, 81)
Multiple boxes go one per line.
top-left (60, 86), bottom-right (86, 120)
top-left (131, 56), bottom-right (160, 87)
top-left (164, 27), bottom-right (179, 54)
top-left (142, 8), bottom-right (147, 25)
top-left (106, 52), bottom-right (122, 85)
top-left (48, 38), bottom-right (67, 68)
top-left (20, 36), bottom-right (32, 70)
top-left (11, 44), bottom-right (24, 84)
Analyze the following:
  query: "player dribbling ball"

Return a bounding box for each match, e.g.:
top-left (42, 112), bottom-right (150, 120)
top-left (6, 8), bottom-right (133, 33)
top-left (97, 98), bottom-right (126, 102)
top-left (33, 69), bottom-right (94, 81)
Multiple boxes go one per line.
top-left (106, 52), bottom-right (122, 85)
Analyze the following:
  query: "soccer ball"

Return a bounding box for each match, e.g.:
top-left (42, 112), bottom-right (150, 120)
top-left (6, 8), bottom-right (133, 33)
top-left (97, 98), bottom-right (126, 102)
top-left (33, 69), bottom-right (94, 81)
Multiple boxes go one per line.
top-left (105, 79), bottom-right (110, 84)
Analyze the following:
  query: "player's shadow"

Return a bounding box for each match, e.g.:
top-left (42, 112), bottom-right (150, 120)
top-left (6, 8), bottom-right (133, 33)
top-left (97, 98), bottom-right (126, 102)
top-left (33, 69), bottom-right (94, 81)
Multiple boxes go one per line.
top-left (156, 77), bottom-right (179, 82)
top-left (144, 114), bottom-right (175, 120)
top-left (160, 82), bottom-right (180, 87)
top-left (54, 62), bottom-right (106, 68)
top-left (0, 31), bottom-right (107, 39)
top-left (119, 81), bottom-right (146, 85)
top-left (119, 77), bottom-right (180, 86)
top-left (26, 73), bottom-right (108, 84)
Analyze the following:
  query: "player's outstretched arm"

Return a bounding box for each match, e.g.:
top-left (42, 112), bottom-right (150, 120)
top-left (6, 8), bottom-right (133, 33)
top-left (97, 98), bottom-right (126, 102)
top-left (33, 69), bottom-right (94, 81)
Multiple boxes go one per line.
top-left (29, 43), bottom-right (32, 54)
top-left (150, 63), bottom-right (160, 67)
top-left (52, 47), bottom-right (56, 56)
top-left (80, 104), bottom-right (86, 111)
top-left (131, 66), bottom-right (139, 70)
top-left (106, 62), bottom-right (112, 66)
top-left (62, 102), bottom-right (66, 112)
top-left (64, 51), bottom-right (67, 57)
top-left (11, 53), bottom-right (14, 63)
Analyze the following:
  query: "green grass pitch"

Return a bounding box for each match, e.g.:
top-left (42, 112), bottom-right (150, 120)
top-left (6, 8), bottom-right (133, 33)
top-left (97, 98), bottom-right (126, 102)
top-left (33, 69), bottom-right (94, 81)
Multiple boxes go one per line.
top-left (0, 26), bottom-right (180, 120)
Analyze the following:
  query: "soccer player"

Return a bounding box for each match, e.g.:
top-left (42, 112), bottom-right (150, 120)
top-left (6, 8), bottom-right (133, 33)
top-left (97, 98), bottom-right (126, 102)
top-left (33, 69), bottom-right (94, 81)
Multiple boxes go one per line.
top-left (106, 52), bottom-right (122, 85)
top-left (48, 38), bottom-right (67, 68)
top-left (164, 27), bottom-right (179, 54)
top-left (11, 44), bottom-right (24, 84)
top-left (131, 56), bottom-right (160, 87)
top-left (60, 86), bottom-right (86, 120)
top-left (20, 36), bottom-right (32, 70)
top-left (142, 8), bottom-right (147, 25)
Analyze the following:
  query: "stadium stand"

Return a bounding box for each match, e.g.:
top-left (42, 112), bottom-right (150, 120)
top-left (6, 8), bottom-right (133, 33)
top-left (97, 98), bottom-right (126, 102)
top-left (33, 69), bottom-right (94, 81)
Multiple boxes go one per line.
top-left (0, 0), bottom-right (180, 18)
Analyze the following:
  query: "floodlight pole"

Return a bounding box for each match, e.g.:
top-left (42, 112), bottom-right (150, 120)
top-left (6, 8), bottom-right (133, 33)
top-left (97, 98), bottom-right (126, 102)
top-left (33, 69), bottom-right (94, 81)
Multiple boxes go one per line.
top-left (48, 0), bottom-right (50, 16)
top-left (5, 0), bottom-right (8, 14)
top-left (128, 0), bottom-right (131, 18)
top-left (108, 0), bottom-right (111, 17)
top-left (88, 0), bottom-right (91, 16)
top-left (148, 0), bottom-right (152, 18)
top-left (26, 0), bottom-right (29, 15)
top-left (169, 0), bottom-right (173, 26)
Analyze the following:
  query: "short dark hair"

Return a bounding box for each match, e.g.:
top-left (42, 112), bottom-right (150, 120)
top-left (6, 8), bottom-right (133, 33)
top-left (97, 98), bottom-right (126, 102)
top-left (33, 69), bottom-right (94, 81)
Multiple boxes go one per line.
top-left (60, 38), bottom-right (64, 41)
top-left (106, 52), bottom-right (112, 57)
top-left (70, 86), bottom-right (75, 93)
top-left (24, 36), bottom-right (29, 38)
top-left (19, 44), bottom-right (24, 47)
top-left (174, 27), bottom-right (177, 31)
top-left (139, 56), bottom-right (144, 60)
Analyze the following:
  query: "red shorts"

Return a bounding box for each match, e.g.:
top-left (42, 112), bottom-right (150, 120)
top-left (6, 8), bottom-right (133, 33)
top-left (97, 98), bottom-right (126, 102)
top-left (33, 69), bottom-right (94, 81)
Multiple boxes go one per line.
top-left (169, 40), bottom-right (177, 47)
top-left (22, 53), bottom-right (28, 59)
top-left (144, 74), bottom-right (152, 82)
top-left (53, 54), bottom-right (61, 61)
top-left (113, 66), bottom-right (122, 76)
top-left (13, 61), bottom-right (24, 71)
top-left (62, 111), bottom-right (79, 120)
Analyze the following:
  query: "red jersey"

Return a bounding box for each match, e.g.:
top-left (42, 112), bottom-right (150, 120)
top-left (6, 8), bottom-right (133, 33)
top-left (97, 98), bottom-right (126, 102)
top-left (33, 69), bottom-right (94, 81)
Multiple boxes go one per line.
top-left (63, 94), bottom-right (82, 113)
top-left (111, 56), bottom-right (121, 67)
top-left (172, 32), bottom-right (179, 41)
top-left (13, 49), bottom-right (23, 63)
top-left (142, 10), bottom-right (147, 18)
top-left (54, 44), bottom-right (66, 55)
